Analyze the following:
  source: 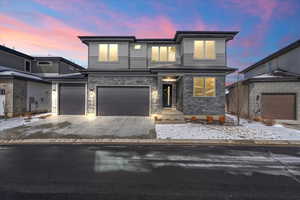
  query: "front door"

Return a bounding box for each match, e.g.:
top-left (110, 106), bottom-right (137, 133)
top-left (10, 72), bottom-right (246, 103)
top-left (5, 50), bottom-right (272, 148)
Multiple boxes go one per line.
top-left (163, 84), bottom-right (172, 107)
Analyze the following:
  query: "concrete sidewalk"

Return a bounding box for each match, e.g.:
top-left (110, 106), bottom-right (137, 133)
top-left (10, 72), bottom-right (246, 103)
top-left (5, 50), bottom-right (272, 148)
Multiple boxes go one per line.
top-left (0, 138), bottom-right (300, 146)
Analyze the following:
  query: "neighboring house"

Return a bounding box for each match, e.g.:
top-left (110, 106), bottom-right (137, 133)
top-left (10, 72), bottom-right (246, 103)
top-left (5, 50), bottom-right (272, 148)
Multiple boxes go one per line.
top-left (50, 31), bottom-right (238, 117)
top-left (0, 45), bottom-right (84, 117)
top-left (227, 39), bottom-right (300, 121)
top-left (32, 56), bottom-right (85, 77)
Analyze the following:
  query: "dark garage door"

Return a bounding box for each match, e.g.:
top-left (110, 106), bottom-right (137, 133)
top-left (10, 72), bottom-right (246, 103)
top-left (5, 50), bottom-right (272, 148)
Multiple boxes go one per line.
top-left (59, 83), bottom-right (85, 115)
top-left (97, 86), bottom-right (149, 116)
top-left (261, 94), bottom-right (296, 120)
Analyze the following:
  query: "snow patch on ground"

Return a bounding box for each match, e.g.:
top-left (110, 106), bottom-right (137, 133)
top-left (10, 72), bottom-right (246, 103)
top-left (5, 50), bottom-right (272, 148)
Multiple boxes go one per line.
top-left (156, 114), bottom-right (300, 140)
top-left (0, 113), bottom-right (51, 131)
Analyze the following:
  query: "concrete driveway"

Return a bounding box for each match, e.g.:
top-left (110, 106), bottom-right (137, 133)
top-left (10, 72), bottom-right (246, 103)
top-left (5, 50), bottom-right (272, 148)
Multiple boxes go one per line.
top-left (0, 115), bottom-right (155, 139)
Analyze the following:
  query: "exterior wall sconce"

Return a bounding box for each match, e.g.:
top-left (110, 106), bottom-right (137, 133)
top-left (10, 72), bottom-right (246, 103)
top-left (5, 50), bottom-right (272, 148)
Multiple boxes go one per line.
top-left (152, 90), bottom-right (158, 100)
top-left (162, 78), bottom-right (177, 82)
top-left (89, 88), bottom-right (95, 98)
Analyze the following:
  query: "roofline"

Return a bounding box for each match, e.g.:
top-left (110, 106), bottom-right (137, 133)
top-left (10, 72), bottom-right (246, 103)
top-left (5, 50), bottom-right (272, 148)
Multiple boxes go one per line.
top-left (0, 45), bottom-right (34, 60)
top-left (34, 56), bottom-right (86, 70)
top-left (0, 75), bottom-right (50, 83)
top-left (78, 30), bottom-right (239, 45)
top-left (240, 39), bottom-right (300, 73)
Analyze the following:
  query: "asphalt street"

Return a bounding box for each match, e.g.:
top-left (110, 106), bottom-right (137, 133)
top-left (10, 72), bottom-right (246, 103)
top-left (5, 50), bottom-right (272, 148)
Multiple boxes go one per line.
top-left (0, 144), bottom-right (300, 200)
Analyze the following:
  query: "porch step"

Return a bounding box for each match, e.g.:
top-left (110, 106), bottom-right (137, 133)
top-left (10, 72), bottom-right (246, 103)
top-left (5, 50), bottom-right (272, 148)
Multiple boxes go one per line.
top-left (159, 108), bottom-right (185, 121)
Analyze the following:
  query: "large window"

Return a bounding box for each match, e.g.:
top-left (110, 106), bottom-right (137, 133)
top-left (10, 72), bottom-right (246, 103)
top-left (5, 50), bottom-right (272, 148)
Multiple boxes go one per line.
top-left (193, 77), bottom-right (216, 97)
top-left (99, 44), bottom-right (118, 62)
top-left (193, 40), bottom-right (216, 60)
top-left (24, 60), bottom-right (31, 72)
top-left (151, 46), bottom-right (176, 62)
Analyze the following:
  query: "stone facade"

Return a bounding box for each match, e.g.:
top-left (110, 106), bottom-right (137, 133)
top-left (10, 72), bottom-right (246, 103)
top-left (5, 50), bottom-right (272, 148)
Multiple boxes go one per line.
top-left (182, 75), bottom-right (225, 116)
top-left (248, 81), bottom-right (300, 120)
top-left (86, 73), bottom-right (226, 117)
top-left (87, 74), bottom-right (160, 116)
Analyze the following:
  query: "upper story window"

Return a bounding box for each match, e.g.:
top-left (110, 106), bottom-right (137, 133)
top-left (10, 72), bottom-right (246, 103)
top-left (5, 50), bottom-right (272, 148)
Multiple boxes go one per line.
top-left (151, 46), bottom-right (176, 62)
top-left (99, 44), bottom-right (118, 62)
top-left (37, 61), bottom-right (52, 67)
top-left (193, 77), bottom-right (216, 97)
top-left (134, 44), bottom-right (142, 50)
top-left (24, 60), bottom-right (31, 72)
top-left (193, 40), bottom-right (216, 60)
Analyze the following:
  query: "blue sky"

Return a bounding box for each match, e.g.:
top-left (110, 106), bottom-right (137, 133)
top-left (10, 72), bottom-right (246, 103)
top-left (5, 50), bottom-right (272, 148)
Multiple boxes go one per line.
top-left (0, 0), bottom-right (299, 82)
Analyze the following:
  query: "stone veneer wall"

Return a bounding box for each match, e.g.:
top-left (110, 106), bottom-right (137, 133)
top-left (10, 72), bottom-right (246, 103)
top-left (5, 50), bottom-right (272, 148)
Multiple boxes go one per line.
top-left (248, 81), bottom-right (300, 120)
top-left (182, 75), bottom-right (225, 115)
top-left (12, 79), bottom-right (27, 116)
top-left (87, 74), bottom-right (160, 116)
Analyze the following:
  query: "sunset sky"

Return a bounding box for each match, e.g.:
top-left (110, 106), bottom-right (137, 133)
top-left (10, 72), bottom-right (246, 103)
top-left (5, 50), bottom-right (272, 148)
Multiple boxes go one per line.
top-left (0, 0), bottom-right (299, 80)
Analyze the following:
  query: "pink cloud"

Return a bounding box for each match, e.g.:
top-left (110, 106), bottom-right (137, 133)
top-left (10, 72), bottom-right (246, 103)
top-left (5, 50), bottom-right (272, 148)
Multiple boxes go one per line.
top-left (0, 13), bottom-right (93, 65)
top-left (124, 16), bottom-right (177, 38)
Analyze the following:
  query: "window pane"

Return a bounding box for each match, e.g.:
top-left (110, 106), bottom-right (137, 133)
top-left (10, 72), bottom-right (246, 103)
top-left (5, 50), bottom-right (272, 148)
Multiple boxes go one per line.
top-left (109, 44), bottom-right (118, 61)
top-left (193, 77), bottom-right (205, 96)
top-left (194, 40), bottom-right (204, 59)
top-left (151, 46), bottom-right (159, 62)
top-left (205, 41), bottom-right (216, 59)
top-left (205, 77), bottom-right (216, 96)
top-left (160, 46), bottom-right (168, 62)
top-left (99, 44), bottom-right (108, 62)
top-left (168, 46), bottom-right (176, 62)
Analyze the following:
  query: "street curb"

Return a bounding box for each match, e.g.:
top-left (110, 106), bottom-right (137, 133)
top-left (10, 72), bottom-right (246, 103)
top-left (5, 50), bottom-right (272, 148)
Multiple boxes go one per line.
top-left (0, 139), bottom-right (300, 146)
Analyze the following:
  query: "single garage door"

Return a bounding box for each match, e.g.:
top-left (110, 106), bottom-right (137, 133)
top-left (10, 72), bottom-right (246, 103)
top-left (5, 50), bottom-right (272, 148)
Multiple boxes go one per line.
top-left (59, 83), bottom-right (85, 115)
top-left (97, 86), bottom-right (149, 116)
top-left (261, 93), bottom-right (296, 120)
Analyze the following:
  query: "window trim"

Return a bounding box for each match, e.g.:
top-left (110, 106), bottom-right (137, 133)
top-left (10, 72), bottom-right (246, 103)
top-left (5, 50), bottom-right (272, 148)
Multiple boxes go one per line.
top-left (98, 43), bottom-right (119, 63)
top-left (193, 40), bottom-right (216, 60)
top-left (193, 77), bottom-right (216, 97)
top-left (24, 60), bottom-right (31, 72)
top-left (151, 45), bottom-right (176, 62)
top-left (37, 61), bottom-right (53, 66)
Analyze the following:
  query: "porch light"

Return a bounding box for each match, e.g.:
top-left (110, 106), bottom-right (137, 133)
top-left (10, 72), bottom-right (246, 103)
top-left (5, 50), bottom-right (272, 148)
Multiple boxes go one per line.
top-left (152, 90), bottom-right (158, 99)
top-left (162, 78), bottom-right (177, 82)
top-left (89, 88), bottom-right (95, 97)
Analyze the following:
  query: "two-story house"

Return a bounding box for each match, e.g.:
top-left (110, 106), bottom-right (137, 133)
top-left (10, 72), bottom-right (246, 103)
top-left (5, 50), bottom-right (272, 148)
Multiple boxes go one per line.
top-left (226, 39), bottom-right (300, 121)
top-left (0, 45), bottom-right (85, 117)
top-left (51, 31), bottom-right (238, 117)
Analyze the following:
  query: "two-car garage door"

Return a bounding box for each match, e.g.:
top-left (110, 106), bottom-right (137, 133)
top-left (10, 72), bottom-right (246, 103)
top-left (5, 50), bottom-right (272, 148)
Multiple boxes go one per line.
top-left (58, 84), bottom-right (150, 116)
top-left (97, 86), bottom-right (149, 116)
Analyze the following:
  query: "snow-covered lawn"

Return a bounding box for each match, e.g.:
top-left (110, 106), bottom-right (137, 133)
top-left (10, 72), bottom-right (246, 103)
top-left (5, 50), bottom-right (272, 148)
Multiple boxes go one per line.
top-left (0, 113), bottom-right (51, 131)
top-left (156, 115), bottom-right (300, 140)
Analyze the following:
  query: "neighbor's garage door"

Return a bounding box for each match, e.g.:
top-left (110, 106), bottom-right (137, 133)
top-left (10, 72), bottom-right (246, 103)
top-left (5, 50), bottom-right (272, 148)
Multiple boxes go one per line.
top-left (59, 83), bottom-right (85, 115)
top-left (261, 93), bottom-right (296, 120)
top-left (97, 86), bottom-right (149, 116)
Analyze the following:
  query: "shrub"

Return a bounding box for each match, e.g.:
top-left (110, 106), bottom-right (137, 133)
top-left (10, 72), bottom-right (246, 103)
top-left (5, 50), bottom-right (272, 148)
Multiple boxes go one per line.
top-left (262, 119), bottom-right (275, 126)
top-left (191, 116), bottom-right (197, 121)
top-left (207, 116), bottom-right (213, 124)
top-left (253, 116), bottom-right (263, 122)
top-left (219, 115), bottom-right (225, 125)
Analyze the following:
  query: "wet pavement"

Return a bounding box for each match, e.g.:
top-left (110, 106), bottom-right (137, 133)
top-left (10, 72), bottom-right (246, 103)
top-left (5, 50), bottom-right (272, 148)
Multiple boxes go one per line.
top-left (0, 145), bottom-right (300, 200)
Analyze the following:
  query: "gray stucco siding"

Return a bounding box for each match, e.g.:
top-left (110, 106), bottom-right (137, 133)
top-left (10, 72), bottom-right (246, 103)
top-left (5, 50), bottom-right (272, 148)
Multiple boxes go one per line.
top-left (0, 79), bottom-right (13, 116)
top-left (0, 49), bottom-right (29, 71)
top-left (87, 74), bottom-right (160, 115)
top-left (182, 75), bottom-right (225, 115)
top-left (244, 46), bottom-right (300, 78)
top-left (182, 38), bottom-right (226, 67)
top-left (88, 42), bottom-right (129, 70)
